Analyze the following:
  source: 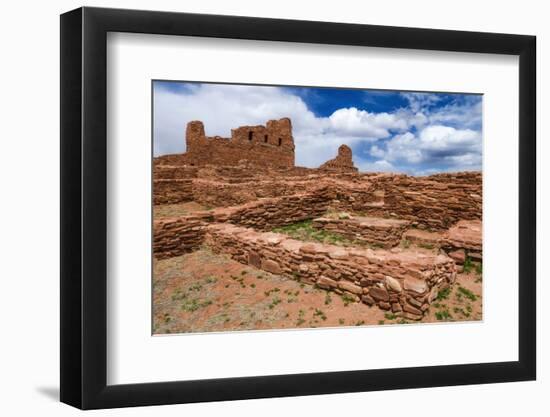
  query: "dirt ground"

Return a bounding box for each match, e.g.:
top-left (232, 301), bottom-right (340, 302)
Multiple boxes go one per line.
top-left (153, 247), bottom-right (482, 335)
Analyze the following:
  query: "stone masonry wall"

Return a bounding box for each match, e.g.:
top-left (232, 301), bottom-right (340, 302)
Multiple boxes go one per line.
top-left (181, 118), bottom-right (295, 168)
top-left (153, 214), bottom-right (210, 259)
top-left (441, 219), bottom-right (483, 264)
top-left (153, 190), bottom-right (331, 258)
top-left (153, 179), bottom-right (193, 205)
top-left (191, 178), bottom-right (324, 207)
top-left (312, 215), bottom-right (410, 248)
top-left (332, 172), bottom-right (482, 230)
top-left (205, 223), bottom-right (457, 319)
top-left (214, 191), bottom-right (331, 231)
top-left (319, 144), bottom-right (358, 172)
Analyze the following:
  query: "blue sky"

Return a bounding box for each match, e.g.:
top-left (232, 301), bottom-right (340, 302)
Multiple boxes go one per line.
top-left (153, 81), bottom-right (482, 175)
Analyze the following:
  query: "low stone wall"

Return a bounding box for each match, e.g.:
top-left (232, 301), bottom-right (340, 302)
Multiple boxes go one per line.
top-left (205, 223), bottom-right (457, 319)
top-left (191, 178), bottom-right (320, 207)
top-left (216, 191), bottom-right (331, 231)
top-left (153, 190), bottom-right (331, 258)
top-left (153, 165), bottom-right (198, 179)
top-left (441, 219), bottom-right (482, 264)
top-left (313, 215), bottom-right (410, 248)
top-left (331, 172), bottom-right (482, 230)
top-left (403, 228), bottom-right (443, 247)
top-left (153, 179), bottom-right (193, 205)
top-left (153, 213), bottom-right (211, 259)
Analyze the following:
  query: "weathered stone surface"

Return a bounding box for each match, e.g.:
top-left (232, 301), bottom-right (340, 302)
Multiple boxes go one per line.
top-left (319, 144), bottom-right (358, 172)
top-left (391, 302), bottom-right (402, 313)
top-left (328, 248), bottom-right (349, 260)
top-left (407, 297), bottom-right (423, 309)
top-left (300, 244), bottom-right (318, 254)
top-left (385, 276), bottom-right (402, 293)
top-left (402, 312), bottom-right (423, 321)
top-left (248, 251), bottom-right (261, 268)
top-left (442, 220), bottom-right (482, 262)
top-left (313, 215), bottom-right (409, 249)
top-left (362, 294), bottom-right (375, 305)
top-left (404, 277), bottom-right (428, 294)
top-left (379, 302), bottom-right (391, 310)
top-left (403, 303), bottom-right (423, 316)
top-left (402, 228), bottom-right (443, 246)
top-left (261, 259), bottom-right (281, 274)
top-left (338, 281), bottom-right (362, 295)
top-left (317, 276), bottom-right (338, 290)
top-left (448, 249), bottom-right (466, 263)
top-left (469, 252), bottom-right (482, 261)
top-left (173, 118), bottom-right (295, 169)
top-left (369, 286), bottom-right (390, 302)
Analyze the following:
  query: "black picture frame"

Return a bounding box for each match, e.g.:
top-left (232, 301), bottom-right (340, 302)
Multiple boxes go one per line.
top-left (60, 6), bottom-right (536, 410)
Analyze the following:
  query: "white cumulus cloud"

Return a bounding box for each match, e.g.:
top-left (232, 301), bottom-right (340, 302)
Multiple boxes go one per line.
top-left (154, 82), bottom-right (482, 174)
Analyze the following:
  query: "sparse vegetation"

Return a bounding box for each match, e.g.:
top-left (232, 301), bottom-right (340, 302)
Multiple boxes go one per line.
top-left (264, 288), bottom-right (280, 297)
top-left (205, 276), bottom-right (218, 284)
top-left (457, 286), bottom-right (477, 301)
top-left (268, 296), bottom-right (282, 309)
top-left (273, 220), bottom-right (354, 246)
top-left (463, 256), bottom-right (474, 273)
top-left (436, 287), bottom-right (451, 301)
top-left (435, 309), bottom-right (452, 320)
top-left (418, 243), bottom-right (434, 250)
top-left (341, 293), bottom-right (356, 306)
top-left (475, 262), bottom-right (482, 275)
top-left (296, 309), bottom-right (306, 326)
top-left (181, 297), bottom-right (212, 312)
top-left (313, 308), bottom-right (327, 321)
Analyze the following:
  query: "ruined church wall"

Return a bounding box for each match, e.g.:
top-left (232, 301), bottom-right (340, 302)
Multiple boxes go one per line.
top-left (184, 118), bottom-right (295, 168)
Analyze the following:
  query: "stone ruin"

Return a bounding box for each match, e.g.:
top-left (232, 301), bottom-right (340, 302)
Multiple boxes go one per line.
top-left (153, 117), bottom-right (482, 321)
top-left (156, 118), bottom-right (295, 169)
top-left (319, 144), bottom-right (358, 172)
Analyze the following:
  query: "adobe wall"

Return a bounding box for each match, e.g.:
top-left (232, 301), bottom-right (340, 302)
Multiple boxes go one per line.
top-left (182, 118), bottom-right (295, 168)
top-left (205, 223), bottom-right (457, 319)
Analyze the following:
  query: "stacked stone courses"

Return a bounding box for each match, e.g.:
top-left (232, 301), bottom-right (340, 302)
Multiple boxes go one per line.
top-left (153, 118), bottom-right (482, 319)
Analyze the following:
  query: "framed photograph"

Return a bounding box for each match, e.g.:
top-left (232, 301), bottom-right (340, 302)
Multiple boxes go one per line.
top-left (60, 6), bottom-right (536, 409)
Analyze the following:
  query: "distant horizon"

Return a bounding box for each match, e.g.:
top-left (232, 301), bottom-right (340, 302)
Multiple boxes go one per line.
top-left (153, 81), bottom-right (482, 176)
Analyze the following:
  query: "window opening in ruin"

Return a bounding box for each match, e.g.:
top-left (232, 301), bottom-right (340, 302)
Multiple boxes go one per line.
top-left (248, 131), bottom-right (253, 141)
top-left (278, 138), bottom-right (282, 146)
top-left (264, 135), bottom-right (268, 143)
